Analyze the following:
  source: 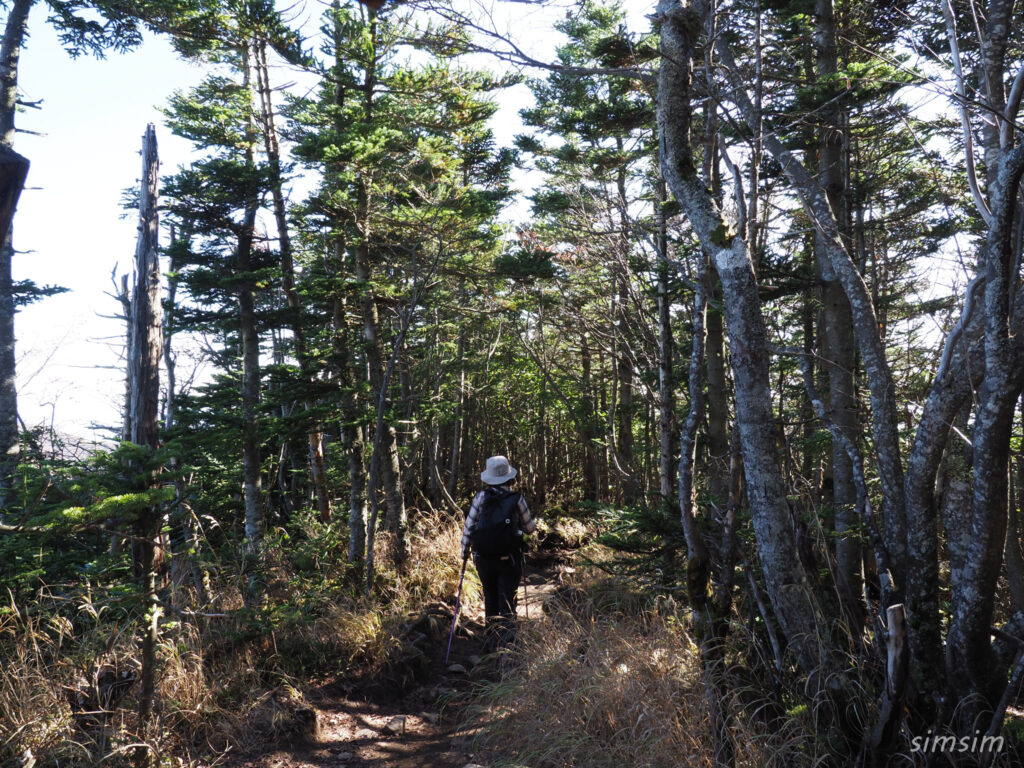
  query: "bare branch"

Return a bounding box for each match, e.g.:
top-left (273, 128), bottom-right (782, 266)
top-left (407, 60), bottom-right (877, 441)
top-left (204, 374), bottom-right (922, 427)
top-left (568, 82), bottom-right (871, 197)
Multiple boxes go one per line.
top-left (417, 0), bottom-right (656, 84)
top-left (942, 0), bottom-right (992, 224)
top-left (678, 260), bottom-right (709, 578)
top-left (781, 345), bottom-right (893, 600)
top-left (720, 147), bottom-right (747, 243)
top-left (1003, 62), bottom-right (1024, 147)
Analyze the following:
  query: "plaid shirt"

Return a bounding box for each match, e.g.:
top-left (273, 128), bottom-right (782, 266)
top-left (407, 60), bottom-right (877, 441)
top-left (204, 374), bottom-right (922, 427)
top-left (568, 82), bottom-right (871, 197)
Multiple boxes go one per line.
top-left (461, 484), bottom-right (535, 556)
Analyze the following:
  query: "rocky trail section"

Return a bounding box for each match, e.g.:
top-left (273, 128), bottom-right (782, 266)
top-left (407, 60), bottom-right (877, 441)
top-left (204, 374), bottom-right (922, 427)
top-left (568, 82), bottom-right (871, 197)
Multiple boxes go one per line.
top-left (228, 551), bottom-right (568, 768)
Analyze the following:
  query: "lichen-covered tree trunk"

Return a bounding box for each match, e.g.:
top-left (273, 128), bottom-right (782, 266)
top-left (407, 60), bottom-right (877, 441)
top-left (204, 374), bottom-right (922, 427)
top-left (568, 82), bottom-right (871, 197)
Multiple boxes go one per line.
top-left (658, 0), bottom-right (828, 680)
top-left (948, 141), bottom-right (1024, 710)
top-left (678, 266), bottom-right (710, 613)
top-left (656, 179), bottom-right (676, 508)
top-left (704, 300), bottom-right (730, 509)
top-left (1006, 458), bottom-right (1024, 615)
top-left (905, 369), bottom-right (974, 720)
top-left (713, 23), bottom-right (909, 597)
top-left (944, 0), bottom-right (1024, 719)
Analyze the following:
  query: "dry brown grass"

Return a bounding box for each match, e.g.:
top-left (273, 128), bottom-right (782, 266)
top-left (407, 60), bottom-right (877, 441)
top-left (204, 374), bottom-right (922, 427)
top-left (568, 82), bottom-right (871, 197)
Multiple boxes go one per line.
top-left (0, 508), bottom-right (473, 766)
top-left (382, 509), bottom-right (481, 604)
top-left (0, 585), bottom-right (229, 766)
top-left (465, 556), bottom-right (861, 768)
top-left (468, 571), bottom-right (717, 768)
top-left (0, 601), bottom-right (78, 763)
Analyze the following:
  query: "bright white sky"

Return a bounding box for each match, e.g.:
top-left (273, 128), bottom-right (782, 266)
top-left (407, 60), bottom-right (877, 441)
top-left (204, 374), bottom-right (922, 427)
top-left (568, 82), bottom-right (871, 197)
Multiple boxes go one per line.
top-left (15, 7), bottom-right (205, 442)
top-left (11, 0), bottom-right (653, 444)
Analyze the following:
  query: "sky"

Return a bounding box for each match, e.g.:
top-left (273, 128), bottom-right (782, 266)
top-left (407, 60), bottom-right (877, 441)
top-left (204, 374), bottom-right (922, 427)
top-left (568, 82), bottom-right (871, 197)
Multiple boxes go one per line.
top-left (10, 0), bottom-right (654, 444)
top-left (14, 7), bottom-right (205, 441)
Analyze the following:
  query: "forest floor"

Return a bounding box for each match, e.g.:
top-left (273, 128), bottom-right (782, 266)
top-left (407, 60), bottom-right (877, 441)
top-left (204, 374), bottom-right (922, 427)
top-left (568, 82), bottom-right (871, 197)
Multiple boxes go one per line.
top-left (225, 549), bottom-right (570, 768)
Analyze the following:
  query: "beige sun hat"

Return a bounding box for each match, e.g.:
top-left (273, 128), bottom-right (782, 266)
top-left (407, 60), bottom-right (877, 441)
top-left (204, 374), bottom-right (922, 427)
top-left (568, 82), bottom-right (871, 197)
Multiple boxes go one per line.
top-left (481, 455), bottom-right (518, 485)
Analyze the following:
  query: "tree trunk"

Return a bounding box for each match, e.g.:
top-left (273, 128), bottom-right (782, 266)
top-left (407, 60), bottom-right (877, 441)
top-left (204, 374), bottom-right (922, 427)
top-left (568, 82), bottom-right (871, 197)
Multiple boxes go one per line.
top-left (658, 0), bottom-right (829, 680)
top-left (581, 333), bottom-right (599, 503)
top-left (426, 311), bottom-right (443, 507)
top-left (679, 264), bottom-right (711, 614)
top-left (1006, 452), bottom-right (1024, 615)
top-left (705, 291), bottom-right (730, 507)
top-left (536, 298), bottom-right (548, 509)
top-left (364, 270), bottom-right (423, 591)
top-left (334, 294), bottom-right (368, 565)
top-left (1012, 403), bottom-right (1024, 617)
top-left (902, 354), bottom-right (976, 723)
top-left (597, 345), bottom-right (609, 497)
top-left (813, 0), bottom-right (862, 627)
top-left (446, 320), bottom-right (466, 500)
top-left (355, 234), bottom-right (406, 559)
top-left (614, 165), bottom-right (636, 504)
top-left (126, 125), bottom-right (163, 728)
top-left (329, 8), bottom-right (367, 565)
top-left (350, 12), bottom-right (405, 568)
top-left (939, 406), bottom-right (974, 589)
top-left (0, 0), bottom-right (33, 506)
top-left (712, 18), bottom-right (909, 597)
top-left (254, 40), bottom-right (331, 522)
top-left (164, 224), bottom-right (208, 605)
top-left (656, 179), bottom-right (676, 509)
top-left (240, 45), bottom-right (264, 556)
top-left (127, 126), bottom-right (163, 450)
top-left (949, 142), bottom-right (1024, 710)
top-left (679, 250), bottom-right (735, 768)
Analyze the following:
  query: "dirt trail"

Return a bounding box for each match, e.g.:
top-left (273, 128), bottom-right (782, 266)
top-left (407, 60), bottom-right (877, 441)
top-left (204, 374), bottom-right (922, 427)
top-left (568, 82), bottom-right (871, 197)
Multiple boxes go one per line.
top-left (228, 551), bottom-right (567, 768)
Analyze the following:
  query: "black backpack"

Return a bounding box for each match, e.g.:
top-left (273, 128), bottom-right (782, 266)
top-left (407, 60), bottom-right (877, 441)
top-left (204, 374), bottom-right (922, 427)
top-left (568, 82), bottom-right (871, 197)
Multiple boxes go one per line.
top-left (470, 487), bottom-right (523, 556)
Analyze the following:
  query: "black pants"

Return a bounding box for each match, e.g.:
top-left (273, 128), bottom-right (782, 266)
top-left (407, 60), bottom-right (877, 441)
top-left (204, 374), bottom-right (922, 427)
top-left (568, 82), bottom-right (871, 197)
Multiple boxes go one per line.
top-left (473, 551), bottom-right (522, 648)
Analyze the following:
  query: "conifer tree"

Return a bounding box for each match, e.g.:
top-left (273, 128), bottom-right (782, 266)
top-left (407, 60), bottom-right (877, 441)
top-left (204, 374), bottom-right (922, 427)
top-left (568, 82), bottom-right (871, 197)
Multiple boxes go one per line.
top-left (517, 0), bottom-right (658, 506)
top-left (162, 63), bottom-right (273, 558)
top-left (287, 0), bottom-right (513, 571)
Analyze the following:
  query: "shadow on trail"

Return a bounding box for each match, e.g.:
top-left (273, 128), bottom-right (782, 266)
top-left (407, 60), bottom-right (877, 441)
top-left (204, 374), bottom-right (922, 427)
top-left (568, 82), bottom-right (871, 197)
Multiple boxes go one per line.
top-left (226, 547), bottom-right (574, 768)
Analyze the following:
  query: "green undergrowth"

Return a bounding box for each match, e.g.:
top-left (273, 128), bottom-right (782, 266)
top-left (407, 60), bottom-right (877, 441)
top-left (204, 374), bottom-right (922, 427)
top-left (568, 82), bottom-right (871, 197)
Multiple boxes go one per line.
top-left (0, 507), bottom-right (475, 767)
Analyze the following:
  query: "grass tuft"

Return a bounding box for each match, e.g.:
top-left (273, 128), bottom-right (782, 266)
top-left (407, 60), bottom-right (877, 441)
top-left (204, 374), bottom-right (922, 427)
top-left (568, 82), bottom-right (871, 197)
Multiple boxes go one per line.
top-left (0, 507), bottom-right (471, 766)
top-left (469, 572), bottom-right (716, 768)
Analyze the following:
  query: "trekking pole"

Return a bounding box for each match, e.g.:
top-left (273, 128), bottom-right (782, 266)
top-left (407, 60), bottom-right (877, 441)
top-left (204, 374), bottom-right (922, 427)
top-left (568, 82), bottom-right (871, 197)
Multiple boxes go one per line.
top-left (521, 551), bottom-right (529, 619)
top-left (445, 553), bottom-right (469, 665)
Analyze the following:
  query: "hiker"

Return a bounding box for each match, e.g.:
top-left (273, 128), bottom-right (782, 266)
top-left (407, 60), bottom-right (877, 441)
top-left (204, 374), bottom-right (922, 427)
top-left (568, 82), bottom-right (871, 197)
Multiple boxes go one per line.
top-left (461, 455), bottom-right (536, 651)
